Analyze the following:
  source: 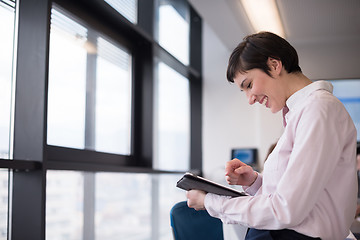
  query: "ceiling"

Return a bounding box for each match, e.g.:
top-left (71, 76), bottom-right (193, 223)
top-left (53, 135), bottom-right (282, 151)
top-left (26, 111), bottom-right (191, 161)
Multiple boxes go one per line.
top-left (188, 0), bottom-right (360, 50)
top-left (188, 0), bottom-right (360, 79)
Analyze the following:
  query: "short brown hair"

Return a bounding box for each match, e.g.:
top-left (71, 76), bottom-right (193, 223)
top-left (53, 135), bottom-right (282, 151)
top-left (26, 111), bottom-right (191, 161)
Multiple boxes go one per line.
top-left (226, 32), bottom-right (302, 83)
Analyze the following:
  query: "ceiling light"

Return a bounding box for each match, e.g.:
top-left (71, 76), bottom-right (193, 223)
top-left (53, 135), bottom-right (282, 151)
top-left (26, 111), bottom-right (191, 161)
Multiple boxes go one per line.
top-left (240, 0), bottom-right (285, 38)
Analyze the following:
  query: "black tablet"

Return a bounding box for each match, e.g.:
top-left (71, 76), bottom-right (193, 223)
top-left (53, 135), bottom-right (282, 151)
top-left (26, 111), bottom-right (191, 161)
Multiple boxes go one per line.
top-left (176, 172), bottom-right (247, 198)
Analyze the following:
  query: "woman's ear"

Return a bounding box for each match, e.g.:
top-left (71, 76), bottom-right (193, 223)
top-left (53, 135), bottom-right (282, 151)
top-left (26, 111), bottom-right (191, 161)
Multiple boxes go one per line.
top-left (267, 57), bottom-right (282, 75)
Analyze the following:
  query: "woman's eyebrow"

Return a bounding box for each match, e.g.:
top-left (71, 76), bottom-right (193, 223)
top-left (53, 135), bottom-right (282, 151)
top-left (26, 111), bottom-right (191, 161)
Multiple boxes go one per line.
top-left (240, 78), bottom-right (247, 89)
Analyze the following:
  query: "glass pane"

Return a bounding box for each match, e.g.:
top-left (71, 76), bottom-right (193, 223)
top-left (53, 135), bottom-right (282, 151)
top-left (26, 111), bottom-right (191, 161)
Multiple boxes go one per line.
top-left (48, 7), bottom-right (132, 155)
top-left (158, 174), bottom-right (187, 240)
top-left (104, 0), bottom-right (138, 24)
top-left (330, 79), bottom-right (360, 141)
top-left (0, 2), bottom-right (15, 159)
top-left (95, 37), bottom-right (132, 155)
top-left (46, 170), bottom-right (84, 240)
top-left (95, 172), bottom-right (186, 240)
top-left (47, 8), bottom-right (87, 149)
top-left (157, 0), bottom-right (189, 65)
top-left (95, 172), bottom-right (151, 239)
top-left (154, 62), bottom-right (190, 171)
top-left (0, 170), bottom-right (8, 240)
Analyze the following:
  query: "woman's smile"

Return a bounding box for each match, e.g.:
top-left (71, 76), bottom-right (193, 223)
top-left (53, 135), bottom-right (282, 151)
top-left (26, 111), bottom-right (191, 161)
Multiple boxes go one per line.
top-left (260, 96), bottom-right (269, 108)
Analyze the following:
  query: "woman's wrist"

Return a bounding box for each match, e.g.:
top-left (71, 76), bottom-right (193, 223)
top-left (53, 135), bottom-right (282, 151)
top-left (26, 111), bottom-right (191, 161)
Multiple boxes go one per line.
top-left (250, 171), bottom-right (258, 186)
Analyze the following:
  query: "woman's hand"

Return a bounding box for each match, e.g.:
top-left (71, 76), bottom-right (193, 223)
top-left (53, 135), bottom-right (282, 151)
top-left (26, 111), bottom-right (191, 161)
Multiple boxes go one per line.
top-left (186, 190), bottom-right (206, 210)
top-left (225, 158), bottom-right (258, 186)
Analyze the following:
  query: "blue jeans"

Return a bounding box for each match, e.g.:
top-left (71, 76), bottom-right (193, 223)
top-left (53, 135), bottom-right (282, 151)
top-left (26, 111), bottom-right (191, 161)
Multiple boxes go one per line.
top-left (245, 228), bottom-right (321, 240)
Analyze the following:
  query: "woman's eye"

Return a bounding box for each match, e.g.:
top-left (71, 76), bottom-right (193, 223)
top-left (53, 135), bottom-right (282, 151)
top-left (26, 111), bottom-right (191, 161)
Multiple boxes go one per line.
top-left (247, 82), bottom-right (252, 89)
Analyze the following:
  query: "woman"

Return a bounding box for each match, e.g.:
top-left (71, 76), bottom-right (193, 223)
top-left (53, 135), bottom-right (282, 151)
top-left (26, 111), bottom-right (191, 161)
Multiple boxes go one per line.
top-left (186, 32), bottom-right (357, 239)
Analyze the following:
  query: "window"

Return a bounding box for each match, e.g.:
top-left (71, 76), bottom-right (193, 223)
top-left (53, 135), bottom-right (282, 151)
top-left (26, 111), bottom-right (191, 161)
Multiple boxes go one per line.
top-left (104, 0), bottom-right (138, 24)
top-left (95, 37), bottom-right (132, 154)
top-left (4, 0), bottom-right (202, 239)
top-left (46, 171), bottom-right (185, 240)
top-left (154, 62), bottom-right (190, 171)
top-left (157, 174), bottom-right (185, 240)
top-left (156, 0), bottom-right (190, 65)
top-left (0, 0), bottom-right (16, 159)
top-left (47, 7), bottom-right (132, 155)
top-left (95, 172), bottom-right (152, 239)
top-left (330, 79), bottom-right (360, 141)
top-left (0, 2), bottom-right (14, 235)
top-left (47, 8), bottom-right (87, 149)
top-left (0, 170), bottom-right (8, 240)
top-left (46, 171), bottom-right (84, 240)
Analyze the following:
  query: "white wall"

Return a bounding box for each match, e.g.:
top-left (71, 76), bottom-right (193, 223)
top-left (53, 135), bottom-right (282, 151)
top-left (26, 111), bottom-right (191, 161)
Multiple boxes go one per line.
top-left (201, 21), bottom-right (284, 240)
top-left (295, 38), bottom-right (360, 80)
top-left (202, 23), bottom-right (283, 180)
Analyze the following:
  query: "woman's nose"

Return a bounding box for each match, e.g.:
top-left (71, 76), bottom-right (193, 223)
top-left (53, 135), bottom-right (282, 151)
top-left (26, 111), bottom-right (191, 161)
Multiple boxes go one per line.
top-left (246, 92), bottom-right (256, 105)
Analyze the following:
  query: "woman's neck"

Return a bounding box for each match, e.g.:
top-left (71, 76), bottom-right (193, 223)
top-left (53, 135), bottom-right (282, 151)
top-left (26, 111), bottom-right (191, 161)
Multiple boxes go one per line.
top-left (283, 72), bottom-right (312, 99)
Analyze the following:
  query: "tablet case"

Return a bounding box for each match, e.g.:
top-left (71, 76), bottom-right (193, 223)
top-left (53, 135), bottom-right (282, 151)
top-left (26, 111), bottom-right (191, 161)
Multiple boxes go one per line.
top-left (176, 172), bottom-right (247, 198)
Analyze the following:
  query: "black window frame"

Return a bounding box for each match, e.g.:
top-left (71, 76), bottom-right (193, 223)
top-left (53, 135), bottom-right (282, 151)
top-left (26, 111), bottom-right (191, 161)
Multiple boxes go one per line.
top-left (44, 0), bottom-right (203, 172)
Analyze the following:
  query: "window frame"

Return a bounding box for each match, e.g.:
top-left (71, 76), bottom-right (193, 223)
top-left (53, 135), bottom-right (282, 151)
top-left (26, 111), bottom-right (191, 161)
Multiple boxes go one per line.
top-left (43, 0), bottom-right (202, 172)
top-left (327, 78), bottom-right (360, 142)
top-left (0, 0), bottom-right (202, 239)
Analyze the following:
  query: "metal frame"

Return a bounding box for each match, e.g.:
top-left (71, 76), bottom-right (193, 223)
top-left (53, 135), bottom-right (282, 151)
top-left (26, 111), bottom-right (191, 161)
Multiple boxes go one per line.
top-left (10, 0), bottom-right (50, 239)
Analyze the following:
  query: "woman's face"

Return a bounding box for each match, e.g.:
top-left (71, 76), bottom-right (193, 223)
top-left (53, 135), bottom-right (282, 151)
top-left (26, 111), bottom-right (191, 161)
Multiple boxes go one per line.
top-left (233, 68), bottom-right (286, 113)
